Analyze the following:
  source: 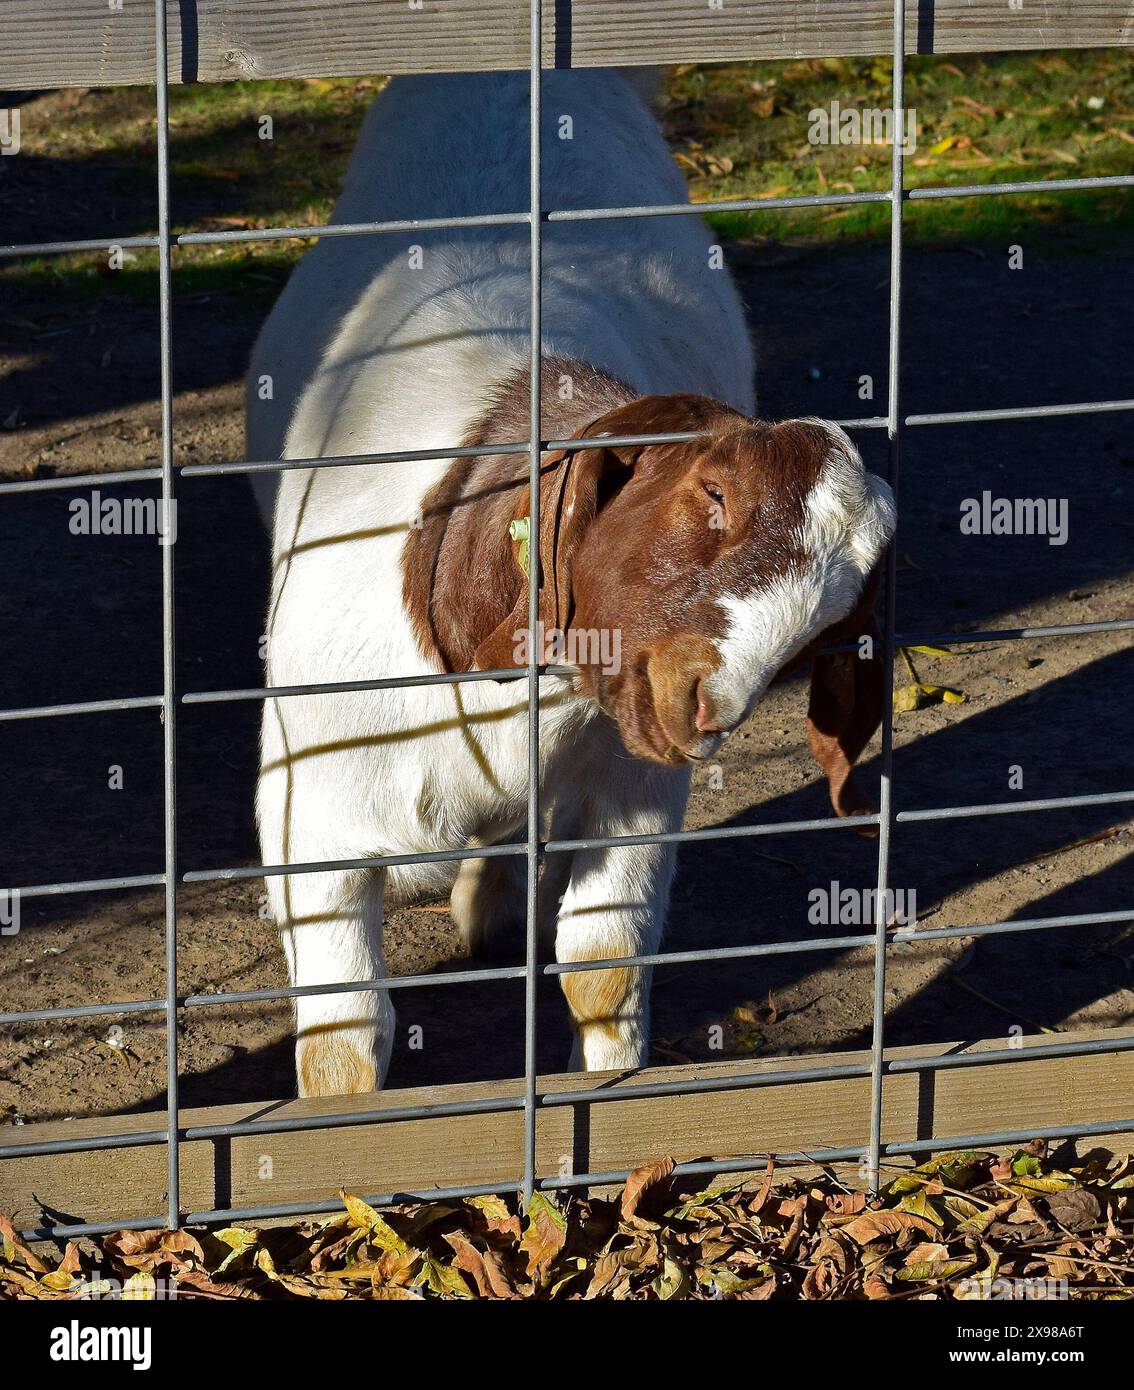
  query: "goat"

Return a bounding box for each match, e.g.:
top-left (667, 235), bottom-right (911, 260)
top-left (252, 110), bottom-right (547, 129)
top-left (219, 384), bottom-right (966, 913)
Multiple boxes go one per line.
top-left (247, 71), bottom-right (896, 1096)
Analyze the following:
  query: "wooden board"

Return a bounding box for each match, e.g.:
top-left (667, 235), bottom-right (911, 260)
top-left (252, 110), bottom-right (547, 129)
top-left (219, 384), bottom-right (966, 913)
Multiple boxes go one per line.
top-left (2, 2), bottom-right (1132, 92)
top-left (3, 1029), bottom-right (1133, 1233)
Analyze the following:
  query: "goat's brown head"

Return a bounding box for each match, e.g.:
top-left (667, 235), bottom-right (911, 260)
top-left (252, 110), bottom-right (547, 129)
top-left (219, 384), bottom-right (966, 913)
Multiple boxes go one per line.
top-left (472, 394), bottom-right (896, 770)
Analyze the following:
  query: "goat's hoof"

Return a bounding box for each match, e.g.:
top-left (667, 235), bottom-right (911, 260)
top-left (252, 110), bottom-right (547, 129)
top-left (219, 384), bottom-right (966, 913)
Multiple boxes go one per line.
top-left (460, 915), bottom-right (525, 961)
top-left (297, 1034), bottom-right (377, 1098)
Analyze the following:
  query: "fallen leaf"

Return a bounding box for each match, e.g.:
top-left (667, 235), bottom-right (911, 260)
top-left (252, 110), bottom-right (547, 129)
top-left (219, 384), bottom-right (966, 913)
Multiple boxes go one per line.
top-left (652, 1255), bottom-right (691, 1300)
top-left (621, 1156), bottom-right (676, 1222)
top-left (445, 1233), bottom-right (517, 1299)
top-left (1045, 1188), bottom-right (1102, 1233)
top-left (520, 1192), bottom-right (567, 1286)
top-left (842, 1210), bottom-right (940, 1245)
top-left (894, 681), bottom-right (967, 713)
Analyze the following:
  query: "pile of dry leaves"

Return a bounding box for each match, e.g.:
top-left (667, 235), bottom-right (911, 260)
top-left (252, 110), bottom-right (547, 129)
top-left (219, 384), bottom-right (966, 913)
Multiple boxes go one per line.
top-left (4, 1143), bottom-right (1134, 1300)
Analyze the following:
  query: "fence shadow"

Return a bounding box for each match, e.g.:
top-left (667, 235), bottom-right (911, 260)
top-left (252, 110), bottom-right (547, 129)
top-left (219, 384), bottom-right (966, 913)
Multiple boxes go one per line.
top-left (157, 639), bottom-right (1133, 1110)
top-left (2, 166), bottom-right (1132, 1116)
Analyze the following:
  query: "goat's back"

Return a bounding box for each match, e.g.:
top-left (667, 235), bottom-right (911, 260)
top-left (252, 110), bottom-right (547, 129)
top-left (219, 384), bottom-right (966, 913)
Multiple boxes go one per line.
top-left (246, 71), bottom-right (755, 526)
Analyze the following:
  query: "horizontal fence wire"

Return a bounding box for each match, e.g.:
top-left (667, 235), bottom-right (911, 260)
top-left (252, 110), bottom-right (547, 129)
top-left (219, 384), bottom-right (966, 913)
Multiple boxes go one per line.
top-left (4, 394), bottom-right (1134, 499)
top-left (3, 904), bottom-right (1133, 1030)
top-left (3, 615), bottom-right (1134, 725)
top-left (19, 1107), bottom-right (1134, 1244)
top-left (4, 172), bottom-right (1134, 261)
top-left (3, 18), bottom-right (1134, 1240)
top-left (12, 1106), bottom-right (1134, 1242)
top-left (6, 1027), bottom-right (1134, 1163)
top-left (8, 782), bottom-right (1134, 901)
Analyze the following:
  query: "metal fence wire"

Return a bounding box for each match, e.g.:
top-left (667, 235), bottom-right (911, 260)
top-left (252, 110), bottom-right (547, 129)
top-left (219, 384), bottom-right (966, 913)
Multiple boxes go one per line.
top-left (2, 0), bottom-right (1134, 1243)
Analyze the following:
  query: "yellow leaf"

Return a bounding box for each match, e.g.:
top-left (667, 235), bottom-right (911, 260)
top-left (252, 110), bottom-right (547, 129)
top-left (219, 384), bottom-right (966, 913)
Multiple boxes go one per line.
top-left (930, 135), bottom-right (956, 154)
top-left (413, 1253), bottom-right (474, 1299)
top-left (888, 1152), bottom-right (989, 1194)
top-left (652, 1256), bottom-right (691, 1300)
top-left (521, 1192), bottom-right (567, 1285)
top-left (895, 1257), bottom-right (976, 1282)
top-left (320, 1264), bottom-right (380, 1282)
top-left (213, 1226), bottom-right (258, 1273)
top-left (898, 1190), bottom-right (945, 1226)
top-left (1004, 1174), bottom-right (1076, 1195)
top-left (894, 682), bottom-right (967, 713)
top-left (341, 1191), bottom-right (408, 1252)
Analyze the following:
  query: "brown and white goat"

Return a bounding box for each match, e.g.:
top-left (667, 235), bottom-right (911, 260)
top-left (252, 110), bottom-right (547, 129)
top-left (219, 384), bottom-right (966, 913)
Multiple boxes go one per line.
top-left (247, 71), bottom-right (895, 1095)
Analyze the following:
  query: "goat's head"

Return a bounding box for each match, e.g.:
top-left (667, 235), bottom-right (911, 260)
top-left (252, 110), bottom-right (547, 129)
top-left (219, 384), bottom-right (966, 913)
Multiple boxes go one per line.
top-left (474, 394), bottom-right (896, 771)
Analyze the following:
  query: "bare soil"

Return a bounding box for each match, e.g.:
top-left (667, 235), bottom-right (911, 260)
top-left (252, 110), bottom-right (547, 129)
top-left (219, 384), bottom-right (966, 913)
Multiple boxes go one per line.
top-left (1, 148), bottom-right (1132, 1130)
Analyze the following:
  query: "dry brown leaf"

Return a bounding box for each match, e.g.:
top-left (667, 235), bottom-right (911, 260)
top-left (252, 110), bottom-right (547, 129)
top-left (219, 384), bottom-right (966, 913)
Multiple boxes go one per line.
top-left (621, 1156), bottom-right (676, 1223)
top-left (1045, 1187), bottom-right (1102, 1233)
top-left (750, 1156), bottom-right (777, 1215)
top-left (102, 1229), bottom-right (169, 1272)
top-left (825, 1191), bottom-right (867, 1217)
top-left (842, 1210), bottom-right (940, 1245)
top-left (520, 1192), bottom-right (567, 1286)
top-left (464, 1193), bottom-right (523, 1242)
top-left (446, 1233), bottom-right (517, 1299)
top-left (0, 1213), bottom-right (51, 1274)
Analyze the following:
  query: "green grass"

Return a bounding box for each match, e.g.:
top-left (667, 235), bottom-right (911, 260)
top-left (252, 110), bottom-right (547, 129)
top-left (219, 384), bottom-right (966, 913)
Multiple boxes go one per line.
top-left (4, 77), bottom-right (381, 305)
top-left (665, 50), bottom-right (1134, 245)
top-left (5, 50), bottom-right (1132, 308)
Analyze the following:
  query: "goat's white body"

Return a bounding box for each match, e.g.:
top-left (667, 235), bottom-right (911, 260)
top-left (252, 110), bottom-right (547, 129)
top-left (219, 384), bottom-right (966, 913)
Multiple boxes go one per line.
top-left (249, 72), bottom-right (755, 1087)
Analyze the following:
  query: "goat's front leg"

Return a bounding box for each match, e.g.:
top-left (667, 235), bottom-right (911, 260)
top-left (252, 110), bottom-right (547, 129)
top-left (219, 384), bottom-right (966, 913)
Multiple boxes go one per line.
top-left (555, 764), bottom-right (689, 1071)
top-left (272, 866), bottom-right (393, 1097)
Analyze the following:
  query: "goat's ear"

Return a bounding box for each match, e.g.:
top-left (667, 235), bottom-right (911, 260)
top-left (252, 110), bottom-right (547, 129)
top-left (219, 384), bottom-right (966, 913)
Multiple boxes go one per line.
top-left (469, 449), bottom-right (608, 671)
top-left (804, 569), bottom-right (883, 835)
top-left (542, 392), bottom-right (736, 628)
top-left (472, 394), bottom-right (720, 673)
top-left (470, 482), bottom-right (542, 672)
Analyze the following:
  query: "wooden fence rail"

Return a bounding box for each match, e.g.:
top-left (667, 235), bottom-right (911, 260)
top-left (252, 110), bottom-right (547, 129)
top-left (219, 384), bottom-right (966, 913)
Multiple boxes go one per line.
top-left (4, 1029), bottom-right (1134, 1234)
top-left (2, 1), bottom-right (1132, 92)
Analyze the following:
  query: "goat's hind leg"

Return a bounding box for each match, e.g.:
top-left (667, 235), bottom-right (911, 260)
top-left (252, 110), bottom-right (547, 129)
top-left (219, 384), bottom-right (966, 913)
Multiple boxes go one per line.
top-left (450, 832), bottom-right (527, 960)
top-left (450, 804), bottom-right (579, 961)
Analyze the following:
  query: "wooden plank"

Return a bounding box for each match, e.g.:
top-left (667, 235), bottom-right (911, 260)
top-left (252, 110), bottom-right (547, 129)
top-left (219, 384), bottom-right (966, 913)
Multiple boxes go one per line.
top-left (2, 1029), bottom-right (1133, 1232)
top-left (2, 1), bottom-right (1132, 92)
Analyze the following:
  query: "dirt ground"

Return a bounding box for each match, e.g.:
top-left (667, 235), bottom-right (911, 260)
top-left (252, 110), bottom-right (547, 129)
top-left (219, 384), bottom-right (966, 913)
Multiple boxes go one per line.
top-left (1, 100), bottom-right (1133, 1132)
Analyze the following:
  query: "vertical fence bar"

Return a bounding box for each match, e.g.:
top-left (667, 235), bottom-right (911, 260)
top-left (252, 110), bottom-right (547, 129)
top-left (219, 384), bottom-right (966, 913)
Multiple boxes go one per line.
top-left (521, 0), bottom-right (543, 1206)
top-left (866, 0), bottom-right (906, 1192)
top-left (154, 0), bottom-right (181, 1228)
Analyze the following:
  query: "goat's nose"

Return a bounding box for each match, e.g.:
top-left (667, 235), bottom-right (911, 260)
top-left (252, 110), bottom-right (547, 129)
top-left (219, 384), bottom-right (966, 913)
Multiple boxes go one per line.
top-left (694, 680), bottom-right (723, 733)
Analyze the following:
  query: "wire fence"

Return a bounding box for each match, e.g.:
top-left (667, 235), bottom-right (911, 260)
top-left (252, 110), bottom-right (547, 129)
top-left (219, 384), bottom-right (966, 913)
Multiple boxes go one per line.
top-left (2, 0), bottom-right (1134, 1242)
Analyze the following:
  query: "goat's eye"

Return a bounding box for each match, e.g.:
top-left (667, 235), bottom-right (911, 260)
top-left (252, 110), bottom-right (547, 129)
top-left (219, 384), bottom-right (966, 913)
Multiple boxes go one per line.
top-left (703, 481), bottom-right (725, 506)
